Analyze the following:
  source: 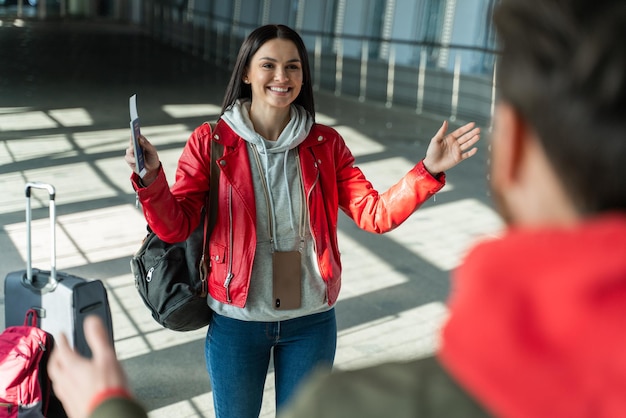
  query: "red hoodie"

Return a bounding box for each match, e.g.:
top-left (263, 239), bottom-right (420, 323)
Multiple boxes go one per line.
top-left (439, 214), bottom-right (626, 418)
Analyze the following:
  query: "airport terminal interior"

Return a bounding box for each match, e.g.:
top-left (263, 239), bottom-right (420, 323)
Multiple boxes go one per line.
top-left (1, 1), bottom-right (502, 416)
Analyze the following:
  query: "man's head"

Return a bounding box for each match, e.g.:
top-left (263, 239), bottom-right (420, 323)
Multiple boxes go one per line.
top-left (489, 0), bottom-right (626, 224)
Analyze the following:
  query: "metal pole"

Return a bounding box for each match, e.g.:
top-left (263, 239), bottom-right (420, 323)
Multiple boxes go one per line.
top-left (450, 52), bottom-right (461, 122)
top-left (416, 49), bottom-right (426, 114)
top-left (295, 0), bottom-right (305, 31)
top-left (204, 22), bottom-right (211, 62)
top-left (314, 35), bottom-right (321, 91)
top-left (215, 30), bottom-right (222, 67)
top-left (230, 0), bottom-right (241, 68)
top-left (385, 45), bottom-right (396, 108)
top-left (262, 0), bottom-right (271, 25)
top-left (489, 60), bottom-right (497, 132)
top-left (38, 0), bottom-right (46, 19)
top-left (359, 40), bottom-right (369, 102)
top-left (229, 27), bottom-right (238, 69)
top-left (335, 40), bottom-right (343, 96)
top-left (192, 19), bottom-right (198, 56)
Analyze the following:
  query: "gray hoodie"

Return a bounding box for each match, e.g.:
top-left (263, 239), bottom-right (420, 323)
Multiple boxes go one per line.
top-left (209, 99), bottom-right (331, 321)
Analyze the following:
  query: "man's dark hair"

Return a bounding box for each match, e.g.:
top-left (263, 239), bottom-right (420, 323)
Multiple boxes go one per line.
top-left (494, 0), bottom-right (626, 213)
top-left (221, 24), bottom-right (315, 120)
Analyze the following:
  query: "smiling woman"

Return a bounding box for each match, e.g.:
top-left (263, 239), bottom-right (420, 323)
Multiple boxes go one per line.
top-left (117, 23), bottom-right (480, 418)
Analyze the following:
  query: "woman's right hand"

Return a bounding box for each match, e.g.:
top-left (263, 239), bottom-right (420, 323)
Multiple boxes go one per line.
top-left (124, 135), bottom-right (161, 186)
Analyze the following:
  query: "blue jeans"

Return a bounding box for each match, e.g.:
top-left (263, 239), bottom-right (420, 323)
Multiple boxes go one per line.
top-left (205, 308), bottom-right (337, 418)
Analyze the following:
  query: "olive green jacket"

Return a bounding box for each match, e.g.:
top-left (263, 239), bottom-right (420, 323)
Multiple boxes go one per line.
top-left (85, 357), bottom-right (489, 418)
top-left (279, 356), bottom-right (491, 418)
top-left (90, 397), bottom-right (148, 418)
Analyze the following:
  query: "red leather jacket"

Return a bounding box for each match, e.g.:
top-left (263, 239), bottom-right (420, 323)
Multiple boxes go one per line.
top-left (133, 121), bottom-right (445, 308)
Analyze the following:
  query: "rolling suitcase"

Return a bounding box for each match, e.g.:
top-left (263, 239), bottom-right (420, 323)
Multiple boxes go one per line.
top-left (4, 182), bottom-right (114, 358)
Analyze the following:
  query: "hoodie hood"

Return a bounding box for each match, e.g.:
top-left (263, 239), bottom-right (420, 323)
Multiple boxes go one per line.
top-left (221, 99), bottom-right (313, 152)
top-left (439, 214), bottom-right (626, 418)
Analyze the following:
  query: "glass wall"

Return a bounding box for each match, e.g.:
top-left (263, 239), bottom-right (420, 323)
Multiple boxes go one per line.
top-left (100, 0), bottom-right (499, 124)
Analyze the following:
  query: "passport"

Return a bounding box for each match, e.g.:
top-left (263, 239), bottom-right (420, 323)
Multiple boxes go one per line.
top-left (129, 94), bottom-right (146, 178)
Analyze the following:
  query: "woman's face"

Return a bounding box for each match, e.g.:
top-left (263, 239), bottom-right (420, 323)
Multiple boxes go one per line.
top-left (244, 38), bottom-right (303, 111)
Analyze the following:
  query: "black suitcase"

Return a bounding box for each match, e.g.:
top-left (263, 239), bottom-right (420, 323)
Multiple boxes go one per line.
top-left (4, 182), bottom-right (114, 358)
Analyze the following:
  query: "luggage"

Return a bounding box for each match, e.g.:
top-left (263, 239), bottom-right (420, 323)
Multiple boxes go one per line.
top-left (3, 182), bottom-right (114, 358)
top-left (0, 309), bottom-right (53, 418)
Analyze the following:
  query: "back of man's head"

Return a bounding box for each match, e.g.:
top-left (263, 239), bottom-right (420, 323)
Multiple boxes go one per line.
top-left (494, 0), bottom-right (626, 214)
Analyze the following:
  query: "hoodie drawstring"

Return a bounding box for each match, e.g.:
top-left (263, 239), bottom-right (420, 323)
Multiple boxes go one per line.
top-left (251, 144), bottom-right (305, 252)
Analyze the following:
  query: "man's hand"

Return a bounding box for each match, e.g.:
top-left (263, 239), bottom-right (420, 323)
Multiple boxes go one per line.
top-left (48, 316), bottom-right (128, 418)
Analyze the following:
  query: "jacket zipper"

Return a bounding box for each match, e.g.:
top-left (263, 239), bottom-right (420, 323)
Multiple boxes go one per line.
top-left (305, 150), bottom-right (320, 251)
top-left (295, 148), bottom-right (307, 250)
top-left (223, 185), bottom-right (234, 302)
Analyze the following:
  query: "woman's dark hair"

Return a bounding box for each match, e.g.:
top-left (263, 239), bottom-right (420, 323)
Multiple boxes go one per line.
top-left (221, 24), bottom-right (315, 120)
top-left (494, 0), bottom-right (626, 213)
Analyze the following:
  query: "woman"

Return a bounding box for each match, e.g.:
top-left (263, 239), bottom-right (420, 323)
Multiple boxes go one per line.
top-left (125, 24), bottom-right (480, 418)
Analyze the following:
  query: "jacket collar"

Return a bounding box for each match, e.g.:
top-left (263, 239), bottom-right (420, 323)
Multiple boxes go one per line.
top-left (216, 120), bottom-right (331, 149)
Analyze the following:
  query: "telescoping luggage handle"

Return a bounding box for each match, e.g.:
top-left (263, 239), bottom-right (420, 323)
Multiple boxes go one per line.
top-left (24, 181), bottom-right (58, 291)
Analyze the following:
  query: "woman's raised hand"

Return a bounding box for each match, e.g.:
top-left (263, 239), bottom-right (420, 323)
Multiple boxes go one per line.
top-left (422, 120), bottom-right (480, 176)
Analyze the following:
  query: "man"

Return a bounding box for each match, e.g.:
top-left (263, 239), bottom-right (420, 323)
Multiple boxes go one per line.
top-left (280, 0), bottom-right (626, 417)
top-left (48, 0), bottom-right (626, 417)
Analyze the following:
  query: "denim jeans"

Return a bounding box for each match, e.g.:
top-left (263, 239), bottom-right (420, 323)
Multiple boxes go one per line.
top-left (205, 308), bottom-right (337, 418)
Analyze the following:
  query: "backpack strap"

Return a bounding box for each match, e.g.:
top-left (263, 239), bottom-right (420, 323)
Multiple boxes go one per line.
top-left (208, 121), bottom-right (223, 240)
top-left (199, 122), bottom-right (224, 292)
